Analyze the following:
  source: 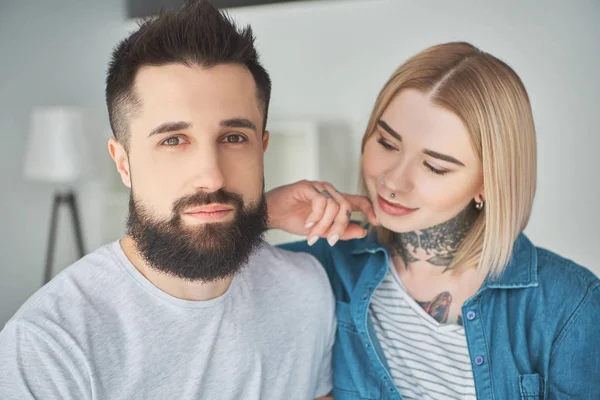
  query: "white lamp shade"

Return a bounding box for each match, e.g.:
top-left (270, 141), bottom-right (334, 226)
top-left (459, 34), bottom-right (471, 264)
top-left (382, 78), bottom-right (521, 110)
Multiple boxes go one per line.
top-left (24, 106), bottom-right (90, 184)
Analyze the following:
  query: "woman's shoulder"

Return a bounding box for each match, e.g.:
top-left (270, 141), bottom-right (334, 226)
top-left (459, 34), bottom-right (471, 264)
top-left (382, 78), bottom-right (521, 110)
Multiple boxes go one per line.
top-left (534, 245), bottom-right (599, 294)
top-left (527, 244), bottom-right (600, 325)
top-left (529, 243), bottom-right (600, 358)
top-left (489, 236), bottom-right (599, 346)
top-left (501, 234), bottom-right (598, 294)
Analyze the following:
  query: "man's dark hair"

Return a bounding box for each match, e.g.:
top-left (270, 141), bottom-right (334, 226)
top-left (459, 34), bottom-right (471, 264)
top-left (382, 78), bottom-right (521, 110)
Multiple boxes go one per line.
top-left (105, 0), bottom-right (271, 150)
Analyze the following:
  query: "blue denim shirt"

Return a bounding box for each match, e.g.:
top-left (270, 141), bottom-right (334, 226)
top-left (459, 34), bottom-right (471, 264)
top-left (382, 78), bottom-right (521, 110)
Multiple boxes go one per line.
top-left (281, 233), bottom-right (600, 399)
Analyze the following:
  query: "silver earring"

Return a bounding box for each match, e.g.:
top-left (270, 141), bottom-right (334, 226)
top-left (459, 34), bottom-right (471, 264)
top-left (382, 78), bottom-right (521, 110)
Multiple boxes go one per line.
top-left (390, 192), bottom-right (396, 199)
top-left (475, 200), bottom-right (484, 210)
top-left (380, 174), bottom-right (386, 185)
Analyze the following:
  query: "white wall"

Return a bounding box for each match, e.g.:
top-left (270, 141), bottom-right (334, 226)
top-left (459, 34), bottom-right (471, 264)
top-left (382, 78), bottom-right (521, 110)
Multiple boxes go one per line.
top-left (1, 0), bottom-right (598, 326)
top-left (0, 0), bottom-right (127, 326)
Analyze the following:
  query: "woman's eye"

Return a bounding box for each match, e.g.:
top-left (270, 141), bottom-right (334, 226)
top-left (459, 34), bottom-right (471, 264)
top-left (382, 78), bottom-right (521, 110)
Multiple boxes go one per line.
top-left (222, 134), bottom-right (247, 144)
top-left (377, 137), bottom-right (396, 151)
top-left (424, 162), bottom-right (449, 176)
top-left (162, 137), bottom-right (184, 146)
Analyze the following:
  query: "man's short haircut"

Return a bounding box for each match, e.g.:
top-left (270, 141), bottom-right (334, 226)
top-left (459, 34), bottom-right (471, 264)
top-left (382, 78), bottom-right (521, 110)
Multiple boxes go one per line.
top-left (105, 0), bottom-right (272, 150)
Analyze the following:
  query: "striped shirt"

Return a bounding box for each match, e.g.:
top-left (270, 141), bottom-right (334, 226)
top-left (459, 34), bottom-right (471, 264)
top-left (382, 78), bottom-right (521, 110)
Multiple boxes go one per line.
top-left (369, 266), bottom-right (477, 400)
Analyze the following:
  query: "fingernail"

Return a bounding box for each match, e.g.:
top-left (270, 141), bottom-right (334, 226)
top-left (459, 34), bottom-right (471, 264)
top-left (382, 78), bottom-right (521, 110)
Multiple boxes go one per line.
top-left (327, 234), bottom-right (339, 247)
top-left (361, 230), bottom-right (368, 238)
top-left (307, 236), bottom-right (319, 246)
top-left (305, 221), bottom-right (315, 229)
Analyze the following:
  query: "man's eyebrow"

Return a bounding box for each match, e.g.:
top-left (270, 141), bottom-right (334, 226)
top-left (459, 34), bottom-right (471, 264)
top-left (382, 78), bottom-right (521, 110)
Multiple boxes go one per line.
top-left (148, 121), bottom-right (191, 137)
top-left (220, 118), bottom-right (257, 132)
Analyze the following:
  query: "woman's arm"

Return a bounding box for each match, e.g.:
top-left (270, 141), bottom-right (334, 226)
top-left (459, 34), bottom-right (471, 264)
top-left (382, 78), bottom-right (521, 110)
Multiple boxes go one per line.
top-left (547, 280), bottom-right (600, 399)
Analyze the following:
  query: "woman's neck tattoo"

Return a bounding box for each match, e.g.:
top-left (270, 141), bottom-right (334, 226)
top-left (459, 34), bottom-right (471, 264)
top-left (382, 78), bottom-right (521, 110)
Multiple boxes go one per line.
top-left (392, 205), bottom-right (479, 269)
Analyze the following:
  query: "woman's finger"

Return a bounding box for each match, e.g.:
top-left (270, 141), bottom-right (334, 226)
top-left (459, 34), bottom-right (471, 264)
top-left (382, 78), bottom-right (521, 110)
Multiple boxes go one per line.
top-left (346, 194), bottom-right (379, 226)
top-left (301, 188), bottom-right (329, 230)
top-left (318, 183), bottom-right (362, 246)
top-left (306, 183), bottom-right (340, 245)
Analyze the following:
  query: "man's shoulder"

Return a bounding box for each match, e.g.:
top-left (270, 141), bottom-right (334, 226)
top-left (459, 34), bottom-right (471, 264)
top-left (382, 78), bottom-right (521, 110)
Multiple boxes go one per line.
top-left (7, 243), bottom-right (124, 327)
top-left (242, 242), bottom-right (335, 337)
top-left (254, 241), bottom-right (326, 273)
top-left (246, 242), bottom-right (333, 300)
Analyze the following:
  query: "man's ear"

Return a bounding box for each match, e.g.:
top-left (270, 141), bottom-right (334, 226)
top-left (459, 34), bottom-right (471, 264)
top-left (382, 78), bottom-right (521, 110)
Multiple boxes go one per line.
top-left (262, 130), bottom-right (269, 152)
top-left (108, 138), bottom-right (131, 188)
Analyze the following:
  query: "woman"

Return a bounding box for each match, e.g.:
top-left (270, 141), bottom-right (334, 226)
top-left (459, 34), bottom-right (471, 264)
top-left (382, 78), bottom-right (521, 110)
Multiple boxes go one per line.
top-left (266, 42), bottom-right (600, 399)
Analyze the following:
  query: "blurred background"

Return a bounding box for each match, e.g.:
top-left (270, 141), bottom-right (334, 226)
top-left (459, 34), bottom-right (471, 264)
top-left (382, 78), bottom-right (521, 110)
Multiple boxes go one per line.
top-left (0, 0), bottom-right (598, 327)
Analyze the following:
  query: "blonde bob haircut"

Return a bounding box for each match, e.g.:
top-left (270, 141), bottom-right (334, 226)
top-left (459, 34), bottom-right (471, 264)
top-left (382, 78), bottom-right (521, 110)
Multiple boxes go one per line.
top-left (361, 42), bottom-right (537, 278)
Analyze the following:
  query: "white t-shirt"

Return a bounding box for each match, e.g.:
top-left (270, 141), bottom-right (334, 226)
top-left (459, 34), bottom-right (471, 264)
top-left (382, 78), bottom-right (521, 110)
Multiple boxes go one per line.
top-left (0, 241), bottom-right (335, 400)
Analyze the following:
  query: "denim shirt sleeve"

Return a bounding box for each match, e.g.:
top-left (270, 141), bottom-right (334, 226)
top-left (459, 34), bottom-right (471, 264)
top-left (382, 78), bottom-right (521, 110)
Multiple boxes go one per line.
top-left (548, 279), bottom-right (600, 399)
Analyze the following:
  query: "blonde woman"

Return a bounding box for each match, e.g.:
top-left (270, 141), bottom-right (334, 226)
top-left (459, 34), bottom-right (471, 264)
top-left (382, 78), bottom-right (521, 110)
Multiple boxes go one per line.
top-left (267, 42), bottom-right (600, 399)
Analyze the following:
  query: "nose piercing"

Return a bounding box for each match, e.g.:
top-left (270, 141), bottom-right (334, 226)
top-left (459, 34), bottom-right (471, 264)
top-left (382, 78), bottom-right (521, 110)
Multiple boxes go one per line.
top-left (381, 174), bottom-right (395, 199)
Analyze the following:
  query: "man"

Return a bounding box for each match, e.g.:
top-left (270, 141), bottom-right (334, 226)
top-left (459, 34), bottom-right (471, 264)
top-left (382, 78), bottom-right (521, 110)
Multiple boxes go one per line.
top-left (0, 1), bottom-right (335, 399)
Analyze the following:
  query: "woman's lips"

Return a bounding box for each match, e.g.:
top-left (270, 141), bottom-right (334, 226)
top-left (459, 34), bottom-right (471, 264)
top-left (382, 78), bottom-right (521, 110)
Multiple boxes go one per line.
top-left (377, 195), bottom-right (419, 216)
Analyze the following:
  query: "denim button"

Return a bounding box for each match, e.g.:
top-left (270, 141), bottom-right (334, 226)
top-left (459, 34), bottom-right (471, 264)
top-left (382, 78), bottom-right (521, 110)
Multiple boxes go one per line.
top-left (362, 287), bottom-right (373, 300)
top-left (474, 356), bottom-right (484, 366)
top-left (466, 311), bottom-right (476, 320)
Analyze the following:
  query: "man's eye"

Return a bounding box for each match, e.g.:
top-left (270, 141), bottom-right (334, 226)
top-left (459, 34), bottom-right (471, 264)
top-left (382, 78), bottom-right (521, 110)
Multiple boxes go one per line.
top-left (222, 135), bottom-right (246, 144)
top-left (162, 137), bottom-right (184, 146)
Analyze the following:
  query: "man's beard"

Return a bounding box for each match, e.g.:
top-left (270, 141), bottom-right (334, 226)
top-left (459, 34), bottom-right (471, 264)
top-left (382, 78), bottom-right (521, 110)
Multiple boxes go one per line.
top-left (126, 189), bottom-right (269, 282)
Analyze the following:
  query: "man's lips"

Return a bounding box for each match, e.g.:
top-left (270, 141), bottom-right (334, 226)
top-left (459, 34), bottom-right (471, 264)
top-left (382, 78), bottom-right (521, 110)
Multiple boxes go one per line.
top-left (183, 204), bottom-right (234, 214)
top-left (182, 204), bottom-right (234, 221)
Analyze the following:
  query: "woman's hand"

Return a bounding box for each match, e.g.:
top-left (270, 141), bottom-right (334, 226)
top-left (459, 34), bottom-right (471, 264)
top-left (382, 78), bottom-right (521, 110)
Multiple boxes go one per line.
top-left (266, 180), bottom-right (378, 246)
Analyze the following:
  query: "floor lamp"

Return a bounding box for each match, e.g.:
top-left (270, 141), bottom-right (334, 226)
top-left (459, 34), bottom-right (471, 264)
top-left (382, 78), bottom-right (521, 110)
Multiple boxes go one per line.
top-left (24, 106), bottom-right (89, 285)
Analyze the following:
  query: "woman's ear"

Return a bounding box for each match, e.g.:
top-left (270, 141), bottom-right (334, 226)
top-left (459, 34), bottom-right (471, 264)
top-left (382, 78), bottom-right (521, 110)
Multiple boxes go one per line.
top-left (475, 183), bottom-right (485, 203)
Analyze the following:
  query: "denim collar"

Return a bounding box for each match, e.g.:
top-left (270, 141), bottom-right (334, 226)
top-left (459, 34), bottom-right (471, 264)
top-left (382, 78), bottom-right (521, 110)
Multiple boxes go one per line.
top-left (350, 230), bottom-right (538, 289)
